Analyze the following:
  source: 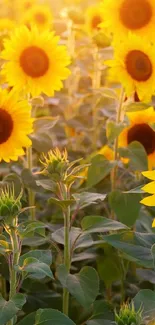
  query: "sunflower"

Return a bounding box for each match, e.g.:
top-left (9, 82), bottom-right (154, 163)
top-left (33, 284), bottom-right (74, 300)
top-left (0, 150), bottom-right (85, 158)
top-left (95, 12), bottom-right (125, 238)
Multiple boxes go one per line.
top-left (85, 5), bottom-right (104, 35)
top-left (107, 33), bottom-right (155, 102)
top-left (118, 107), bottom-right (155, 170)
top-left (140, 170), bottom-right (155, 226)
top-left (1, 26), bottom-right (71, 98)
top-left (0, 18), bottom-right (15, 35)
top-left (15, 0), bottom-right (36, 12)
top-left (22, 4), bottom-right (53, 31)
top-left (0, 88), bottom-right (33, 163)
top-left (101, 0), bottom-right (155, 39)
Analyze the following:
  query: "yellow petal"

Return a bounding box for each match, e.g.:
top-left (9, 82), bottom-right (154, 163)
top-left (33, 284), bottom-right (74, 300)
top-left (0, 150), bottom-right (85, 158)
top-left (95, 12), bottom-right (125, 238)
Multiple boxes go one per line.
top-left (152, 219), bottom-right (155, 228)
top-left (140, 194), bottom-right (155, 207)
top-left (142, 171), bottom-right (155, 180)
top-left (141, 181), bottom-right (155, 194)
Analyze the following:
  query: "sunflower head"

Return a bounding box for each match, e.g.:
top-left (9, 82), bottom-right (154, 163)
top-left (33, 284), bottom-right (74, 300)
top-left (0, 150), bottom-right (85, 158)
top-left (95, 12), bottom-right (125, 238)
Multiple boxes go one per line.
top-left (85, 5), bottom-right (104, 35)
top-left (115, 302), bottom-right (142, 325)
top-left (22, 4), bottom-right (53, 31)
top-left (40, 148), bottom-right (69, 182)
top-left (1, 26), bottom-right (71, 97)
top-left (0, 185), bottom-right (22, 222)
top-left (101, 0), bottom-right (155, 39)
top-left (0, 88), bottom-right (33, 163)
top-left (119, 107), bottom-right (155, 170)
top-left (108, 33), bottom-right (155, 102)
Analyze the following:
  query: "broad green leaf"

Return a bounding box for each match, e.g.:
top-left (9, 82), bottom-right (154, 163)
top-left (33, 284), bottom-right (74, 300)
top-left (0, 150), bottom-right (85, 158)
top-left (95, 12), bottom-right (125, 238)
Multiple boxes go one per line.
top-left (106, 120), bottom-right (125, 142)
top-left (81, 216), bottom-right (128, 233)
top-left (20, 250), bottom-right (52, 266)
top-left (87, 155), bottom-right (114, 188)
top-left (48, 197), bottom-right (75, 209)
top-left (97, 246), bottom-right (123, 288)
top-left (109, 190), bottom-right (141, 226)
top-left (0, 293), bottom-right (26, 325)
top-left (52, 227), bottom-right (93, 250)
top-left (133, 289), bottom-right (155, 317)
top-left (104, 231), bottom-right (155, 268)
top-left (124, 101), bottom-right (150, 112)
top-left (21, 169), bottom-right (39, 191)
top-left (18, 221), bottom-right (46, 238)
top-left (119, 141), bottom-right (148, 171)
top-left (16, 312), bottom-right (37, 325)
top-left (124, 186), bottom-right (143, 194)
top-left (72, 192), bottom-right (106, 210)
top-left (56, 264), bottom-right (68, 287)
top-left (66, 266), bottom-right (99, 308)
top-left (35, 309), bottom-right (76, 325)
top-left (21, 257), bottom-right (54, 279)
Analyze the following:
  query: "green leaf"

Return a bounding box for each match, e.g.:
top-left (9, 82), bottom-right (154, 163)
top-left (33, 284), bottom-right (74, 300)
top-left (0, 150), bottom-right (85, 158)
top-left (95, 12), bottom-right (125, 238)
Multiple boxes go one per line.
top-left (97, 246), bottom-right (123, 288)
top-left (124, 101), bottom-right (150, 112)
top-left (21, 169), bottom-right (39, 191)
top-left (104, 231), bottom-right (155, 268)
top-left (109, 190), bottom-right (141, 227)
top-left (35, 309), bottom-right (76, 325)
top-left (87, 155), bottom-right (114, 188)
top-left (106, 120), bottom-right (125, 142)
top-left (16, 312), bottom-right (36, 325)
top-left (133, 289), bottom-right (155, 317)
top-left (18, 221), bottom-right (46, 238)
top-left (72, 192), bottom-right (106, 210)
top-left (20, 250), bottom-right (52, 266)
top-left (21, 257), bottom-right (54, 279)
top-left (66, 266), bottom-right (99, 308)
top-left (56, 264), bottom-right (68, 287)
top-left (81, 216), bottom-right (128, 233)
top-left (52, 227), bottom-right (93, 250)
top-left (48, 197), bottom-right (75, 209)
top-left (0, 235), bottom-right (11, 255)
top-left (119, 141), bottom-right (148, 171)
top-left (0, 293), bottom-right (26, 325)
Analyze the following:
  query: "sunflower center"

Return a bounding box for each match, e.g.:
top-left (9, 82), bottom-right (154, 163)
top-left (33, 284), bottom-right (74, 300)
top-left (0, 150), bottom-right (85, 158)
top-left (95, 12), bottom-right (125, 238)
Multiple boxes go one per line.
top-left (119, 0), bottom-right (152, 30)
top-left (34, 13), bottom-right (46, 24)
top-left (127, 123), bottom-right (155, 155)
top-left (20, 46), bottom-right (49, 78)
top-left (91, 15), bottom-right (102, 29)
top-left (126, 50), bottom-right (152, 82)
top-left (0, 109), bottom-right (13, 144)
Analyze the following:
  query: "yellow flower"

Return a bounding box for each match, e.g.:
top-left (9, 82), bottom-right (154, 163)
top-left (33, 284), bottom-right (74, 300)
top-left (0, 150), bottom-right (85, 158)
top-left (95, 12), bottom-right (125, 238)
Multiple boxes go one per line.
top-left (1, 26), bottom-right (71, 97)
top-left (15, 0), bottom-right (36, 12)
top-left (0, 89), bottom-right (33, 163)
top-left (98, 145), bottom-right (114, 161)
top-left (0, 18), bottom-right (15, 35)
top-left (107, 33), bottom-right (155, 102)
top-left (85, 5), bottom-right (104, 35)
top-left (119, 107), bottom-right (155, 170)
top-left (22, 4), bottom-right (53, 31)
top-left (101, 0), bottom-right (155, 39)
top-left (140, 170), bottom-right (155, 226)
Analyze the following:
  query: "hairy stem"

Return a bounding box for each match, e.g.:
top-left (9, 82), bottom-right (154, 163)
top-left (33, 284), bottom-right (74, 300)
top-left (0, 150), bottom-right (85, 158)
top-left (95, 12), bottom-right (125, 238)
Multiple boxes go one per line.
top-left (111, 88), bottom-right (125, 219)
top-left (26, 146), bottom-right (35, 221)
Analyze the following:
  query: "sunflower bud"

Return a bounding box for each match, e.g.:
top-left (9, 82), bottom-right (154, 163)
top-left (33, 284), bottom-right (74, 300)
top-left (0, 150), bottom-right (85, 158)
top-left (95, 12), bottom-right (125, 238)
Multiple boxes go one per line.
top-left (0, 186), bottom-right (22, 221)
top-left (40, 148), bottom-right (69, 182)
top-left (93, 31), bottom-right (111, 48)
top-left (115, 303), bottom-right (142, 325)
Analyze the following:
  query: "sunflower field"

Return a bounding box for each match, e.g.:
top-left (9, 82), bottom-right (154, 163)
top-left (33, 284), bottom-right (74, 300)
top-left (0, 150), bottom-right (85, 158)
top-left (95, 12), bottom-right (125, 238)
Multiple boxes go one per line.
top-left (1, 0), bottom-right (155, 324)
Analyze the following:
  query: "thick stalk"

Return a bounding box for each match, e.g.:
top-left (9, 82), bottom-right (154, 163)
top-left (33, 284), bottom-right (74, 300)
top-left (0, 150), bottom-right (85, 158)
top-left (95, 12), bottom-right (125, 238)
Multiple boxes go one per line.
top-left (92, 46), bottom-right (101, 150)
top-left (111, 88), bottom-right (125, 218)
top-left (26, 147), bottom-right (35, 221)
top-left (59, 183), bottom-right (70, 316)
top-left (7, 218), bottom-right (20, 325)
top-left (63, 206), bottom-right (70, 315)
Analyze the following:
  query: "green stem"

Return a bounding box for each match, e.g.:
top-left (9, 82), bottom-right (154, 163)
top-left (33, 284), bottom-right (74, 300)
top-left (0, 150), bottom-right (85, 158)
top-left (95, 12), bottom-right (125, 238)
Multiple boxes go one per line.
top-left (111, 88), bottom-right (124, 219)
top-left (7, 218), bottom-right (20, 325)
top-left (92, 46), bottom-right (101, 150)
top-left (63, 207), bottom-right (70, 315)
top-left (26, 147), bottom-right (35, 221)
